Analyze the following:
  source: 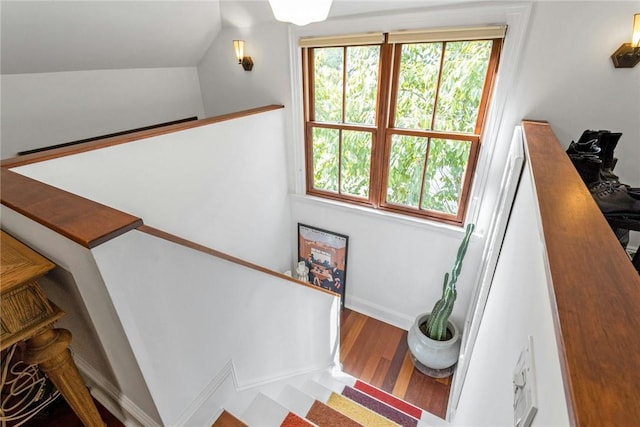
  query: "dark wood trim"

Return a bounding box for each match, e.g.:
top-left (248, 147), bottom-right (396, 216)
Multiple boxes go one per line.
top-left (1, 105), bottom-right (284, 169)
top-left (307, 121), bottom-right (377, 132)
top-left (1, 105), bottom-right (283, 248)
top-left (137, 225), bottom-right (340, 298)
top-left (372, 39), bottom-right (394, 208)
top-left (0, 169), bottom-right (142, 248)
top-left (301, 35), bottom-right (499, 225)
top-left (387, 128), bottom-right (480, 143)
top-left (522, 120), bottom-right (640, 426)
top-left (474, 38), bottom-right (502, 135)
top-left (17, 117), bottom-right (198, 156)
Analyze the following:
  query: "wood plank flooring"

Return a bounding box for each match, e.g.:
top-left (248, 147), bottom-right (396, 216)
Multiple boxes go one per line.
top-left (340, 308), bottom-right (451, 419)
top-left (24, 308), bottom-right (450, 425)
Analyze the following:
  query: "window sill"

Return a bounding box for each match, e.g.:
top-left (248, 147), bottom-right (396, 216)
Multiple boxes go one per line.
top-left (289, 193), bottom-right (468, 238)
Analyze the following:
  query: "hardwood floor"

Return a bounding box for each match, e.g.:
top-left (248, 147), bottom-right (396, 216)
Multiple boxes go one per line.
top-left (21, 309), bottom-right (449, 425)
top-left (340, 308), bottom-right (451, 419)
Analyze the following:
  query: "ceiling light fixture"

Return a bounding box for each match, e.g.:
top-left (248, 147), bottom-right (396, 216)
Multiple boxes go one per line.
top-left (268, 0), bottom-right (332, 26)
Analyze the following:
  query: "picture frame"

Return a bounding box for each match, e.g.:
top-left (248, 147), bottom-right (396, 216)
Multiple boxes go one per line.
top-left (297, 223), bottom-right (349, 307)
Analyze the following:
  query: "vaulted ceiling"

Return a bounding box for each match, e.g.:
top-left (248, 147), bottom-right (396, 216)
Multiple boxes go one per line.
top-left (0, 0), bottom-right (462, 75)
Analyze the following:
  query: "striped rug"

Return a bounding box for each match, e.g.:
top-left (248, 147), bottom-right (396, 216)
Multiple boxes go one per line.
top-left (353, 380), bottom-right (423, 420)
top-left (326, 392), bottom-right (398, 427)
top-left (342, 386), bottom-right (418, 427)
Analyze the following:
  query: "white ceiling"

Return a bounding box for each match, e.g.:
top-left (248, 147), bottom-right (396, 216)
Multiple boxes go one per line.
top-left (1, 1), bottom-right (223, 74)
top-left (0, 0), bottom-right (462, 75)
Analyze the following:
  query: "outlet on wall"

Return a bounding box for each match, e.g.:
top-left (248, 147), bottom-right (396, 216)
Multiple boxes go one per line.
top-left (513, 335), bottom-right (538, 427)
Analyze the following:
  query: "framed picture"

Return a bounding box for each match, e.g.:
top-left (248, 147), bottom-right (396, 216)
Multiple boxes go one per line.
top-left (297, 223), bottom-right (349, 307)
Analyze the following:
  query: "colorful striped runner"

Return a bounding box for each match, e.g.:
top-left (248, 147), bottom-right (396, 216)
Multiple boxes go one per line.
top-left (353, 380), bottom-right (423, 420)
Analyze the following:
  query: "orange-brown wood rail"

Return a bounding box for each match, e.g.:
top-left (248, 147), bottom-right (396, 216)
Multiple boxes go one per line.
top-left (0, 105), bottom-right (284, 248)
top-left (522, 120), bottom-right (640, 426)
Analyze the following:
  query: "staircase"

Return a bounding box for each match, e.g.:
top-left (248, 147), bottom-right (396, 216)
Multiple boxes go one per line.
top-left (211, 370), bottom-right (448, 427)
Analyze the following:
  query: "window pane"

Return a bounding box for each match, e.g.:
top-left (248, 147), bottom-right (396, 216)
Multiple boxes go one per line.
top-left (421, 138), bottom-right (471, 215)
top-left (434, 41), bottom-right (492, 133)
top-left (312, 127), bottom-right (339, 192)
top-left (394, 43), bottom-right (442, 130)
top-left (341, 131), bottom-right (372, 197)
top-left (314, 48), bottom-right (343, 123)
top-left (386, 134), bottom-right (428, 207)
top-left (345, 46), bottom-right (380, 125)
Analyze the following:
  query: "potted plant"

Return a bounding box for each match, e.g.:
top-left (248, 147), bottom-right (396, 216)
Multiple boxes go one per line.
top-left (407, 223), bottom-right (474, 378)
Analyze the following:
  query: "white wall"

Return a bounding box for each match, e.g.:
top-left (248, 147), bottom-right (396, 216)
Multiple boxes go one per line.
top-left (198, 21), bottom-right (291, 118)
top-left (512, 1), bottom-right (640, 247)
top-left (452, 162), bottom-right (570, 426)
top-left (91, 229), bottom-right (340, 426)
top-left (292, 197), bottom-right (484, 330)
top-left (195, 0), bottom-right (640, 329)
top-left (197, 2), bottom-right (532, 330)
top-left (1, 67), bottom-right (206, 158)
top-left (11, 109), bottom-right (293, 272)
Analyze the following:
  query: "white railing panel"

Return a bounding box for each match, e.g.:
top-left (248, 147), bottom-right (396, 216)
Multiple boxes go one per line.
top-left (91, 229), bottom-right (340, 426)
top-left (11, 108), bottom-right (292, 272)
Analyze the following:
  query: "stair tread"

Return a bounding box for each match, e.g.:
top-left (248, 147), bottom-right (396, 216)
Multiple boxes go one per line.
top-left (316, 372), bottom-right (423, 424)
top-left (327, 392), bottom-right (400, 427)
top-left (306, 399), bottom-right (363, 427)
top-left (343, 386), bottom-right (418, 427)
top-left (277, 384), bottom-right (316, 417)
top-left (211, 409), bottom-right (248, 427)
top-left (281, 411), bottom-right (317, 427)
top-left (353, 380), bottom-right (423, 420)
top-left (242, 393), bottom-right (290, 426)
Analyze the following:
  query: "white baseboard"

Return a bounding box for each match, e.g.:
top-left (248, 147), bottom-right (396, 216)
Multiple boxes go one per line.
top-left (74, 354), bottom-right (162, 427)
top-left (172, 360), bottom-right (234, 427)
top-left (347, 295), bottom-right (413, 331)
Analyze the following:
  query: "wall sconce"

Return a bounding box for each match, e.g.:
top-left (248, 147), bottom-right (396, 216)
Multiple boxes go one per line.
top-left (611, 13), bottom-right (640, 68)
top-left (268, 0), bottom-right (332, 26)
top-left (233, 40), bottom-right (253, 71)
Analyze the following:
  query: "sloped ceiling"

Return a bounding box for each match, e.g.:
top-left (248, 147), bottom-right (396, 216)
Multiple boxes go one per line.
top-left (1, 0), bottom-right (464, 75)
top-left (1, 0), bottom-right (223, 74)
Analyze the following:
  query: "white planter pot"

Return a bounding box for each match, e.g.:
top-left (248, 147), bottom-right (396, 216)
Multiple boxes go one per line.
top-left (407, 312), bottom-right (461, 377)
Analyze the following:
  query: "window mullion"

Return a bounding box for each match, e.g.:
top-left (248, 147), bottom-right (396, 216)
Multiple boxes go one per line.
top-left (370, 39), bottom-right (393, 208)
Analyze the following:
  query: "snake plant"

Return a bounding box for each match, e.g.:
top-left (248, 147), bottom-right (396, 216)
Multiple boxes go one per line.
top-left (425, 223), bottom-right (475, 341)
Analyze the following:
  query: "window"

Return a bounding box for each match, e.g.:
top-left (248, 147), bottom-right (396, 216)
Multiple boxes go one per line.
top-left (302, 26), bottom-right (504, 225)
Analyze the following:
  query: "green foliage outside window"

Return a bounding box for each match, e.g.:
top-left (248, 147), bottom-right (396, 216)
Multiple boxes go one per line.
top-left (307, 37), bottom-right (497, 220)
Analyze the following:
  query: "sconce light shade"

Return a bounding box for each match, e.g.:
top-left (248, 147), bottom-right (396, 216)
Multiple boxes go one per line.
top-left (611, 13), bottom-right (640, 68)
top-left (233, 40), bottom-right (244, 64)
top-left (233, 40), bottom-right (253, 71)
top-left (633, 13), bottom-right (640, 47)
top-left (268, 0), bottom-right (332, 26)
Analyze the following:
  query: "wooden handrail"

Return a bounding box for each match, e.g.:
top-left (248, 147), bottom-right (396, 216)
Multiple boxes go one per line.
top-left (1, 105), bottom-right (284, 168)
top-left (522, 120), bottom-right (640, 426)
top-left (0, 105), bottom-right (285, 247)
top-left (138, 225), bottom-right (340, 298)
top-left (0, 168), bottom-right (142, 248)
